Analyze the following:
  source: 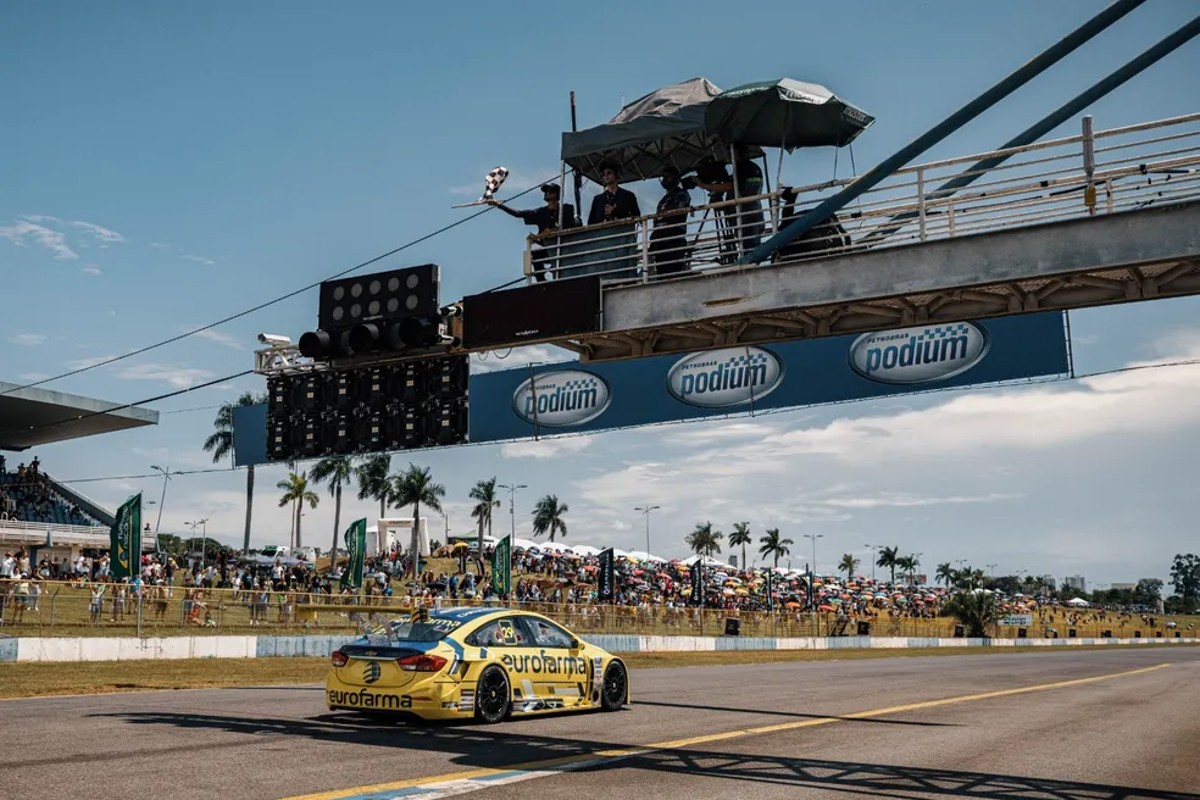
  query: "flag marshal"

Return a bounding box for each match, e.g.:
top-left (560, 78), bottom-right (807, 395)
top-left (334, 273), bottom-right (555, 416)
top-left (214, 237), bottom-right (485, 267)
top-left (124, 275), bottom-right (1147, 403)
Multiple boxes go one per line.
top-left (109, 494), bottom-right (142, 581)
top-left (340, 518), bottom-right (367, 589)
top-left (491, 536), bottom-right (511, 597)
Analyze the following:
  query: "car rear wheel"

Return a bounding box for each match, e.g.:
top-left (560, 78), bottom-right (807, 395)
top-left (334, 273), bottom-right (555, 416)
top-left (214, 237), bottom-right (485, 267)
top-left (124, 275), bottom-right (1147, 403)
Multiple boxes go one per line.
top-left (474, 665), bottom-right (511, 724)
top-left (600, 661), bottom-right (627, 711)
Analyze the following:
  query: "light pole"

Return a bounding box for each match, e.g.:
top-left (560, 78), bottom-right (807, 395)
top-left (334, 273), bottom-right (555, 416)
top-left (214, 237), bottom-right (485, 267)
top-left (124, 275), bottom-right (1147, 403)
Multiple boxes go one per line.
top-left (864, 544), bottom-right (878, 581)
top-left (150, 465), bottom-right (172, 534)
top-left (634, 505), bottom-right (660, 555)
top-left (803, 533), bottom-right (823, 576)
top-left (438, 510), bottom-right (449, 542)
top-left (986, 562), bottom-right (998, 578)
top-left (498, 483), bottom-right (526, 540)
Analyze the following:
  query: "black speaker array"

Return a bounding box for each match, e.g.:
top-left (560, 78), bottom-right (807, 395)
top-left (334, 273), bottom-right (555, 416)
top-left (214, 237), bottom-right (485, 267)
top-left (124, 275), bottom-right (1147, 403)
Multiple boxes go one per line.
top-left (266, 355), bottom-right (469, 461)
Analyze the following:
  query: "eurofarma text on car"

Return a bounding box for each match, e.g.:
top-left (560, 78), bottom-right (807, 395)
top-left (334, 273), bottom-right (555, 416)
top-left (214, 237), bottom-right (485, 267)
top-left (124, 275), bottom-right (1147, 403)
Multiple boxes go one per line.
top-left (324, 606), bottom-right (629, 723)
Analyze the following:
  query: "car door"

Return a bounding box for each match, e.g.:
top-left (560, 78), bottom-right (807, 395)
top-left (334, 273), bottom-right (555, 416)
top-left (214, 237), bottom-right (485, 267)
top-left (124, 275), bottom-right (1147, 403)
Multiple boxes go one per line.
top-left (515, 615), bottom-right (589, 709)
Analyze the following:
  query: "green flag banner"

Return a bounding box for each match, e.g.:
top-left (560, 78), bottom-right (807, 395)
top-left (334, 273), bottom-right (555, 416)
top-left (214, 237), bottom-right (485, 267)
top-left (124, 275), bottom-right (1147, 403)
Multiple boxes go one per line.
top-left (340, 518), bottom-right (367, 589)
top-left (109, 494), bottom-right (142, 581)
top-left (492, 536), bottom-right (511, 597)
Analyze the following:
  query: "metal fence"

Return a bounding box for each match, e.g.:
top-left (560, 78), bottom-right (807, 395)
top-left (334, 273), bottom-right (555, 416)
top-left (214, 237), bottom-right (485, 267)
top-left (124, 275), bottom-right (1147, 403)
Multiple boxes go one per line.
top-left (1, 580), bottom-right (1194, 642)
top-left (524, 112), bottom-right (1200, 285)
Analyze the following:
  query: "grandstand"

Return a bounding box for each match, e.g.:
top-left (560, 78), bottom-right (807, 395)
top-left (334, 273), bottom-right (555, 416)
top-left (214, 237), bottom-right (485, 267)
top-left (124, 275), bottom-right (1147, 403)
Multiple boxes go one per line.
top-left (0, 380), bottom-right (157, 556)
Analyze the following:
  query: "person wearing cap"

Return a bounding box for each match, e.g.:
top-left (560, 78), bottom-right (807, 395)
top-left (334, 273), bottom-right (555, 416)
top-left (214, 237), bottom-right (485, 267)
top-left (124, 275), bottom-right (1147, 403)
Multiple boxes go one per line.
top-left (487, 183), bottom-right (578, 282)
top-left (648, 165), bottom-right (693, 276)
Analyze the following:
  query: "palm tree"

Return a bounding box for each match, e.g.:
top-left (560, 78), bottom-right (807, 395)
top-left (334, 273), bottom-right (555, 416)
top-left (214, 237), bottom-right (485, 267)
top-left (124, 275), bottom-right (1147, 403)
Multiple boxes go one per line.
top-left (531, 494), bottom-right (569, 542)
top-left (389, 464), bottom-right (445, 576)
top-left (943, 590), bottom-right (1000, 638)
top-left (936, 562), bottom-right (955, 587)
top-left (310, 456), bottom-right (355, 572)
top-left (355, 454), bottom-right (392, 521)
top-left (877, 546), bottom-right (900, 585)
top-left (469, 478), bottom-right (501, 551)
top-left (277, 471), bottom-right (318, 548)
top-left (758, 527), bottom-right (793, 568)
top-left (895, 554), bottom-right (919, 585)
top-left (838, 553), bottom-right (860, 581)
top-left (685, 522), bottom-right (723, 557)
top-left (728, 522), bottom-right (752, 569)
top-left (202, 391), bottom-right (265, 552)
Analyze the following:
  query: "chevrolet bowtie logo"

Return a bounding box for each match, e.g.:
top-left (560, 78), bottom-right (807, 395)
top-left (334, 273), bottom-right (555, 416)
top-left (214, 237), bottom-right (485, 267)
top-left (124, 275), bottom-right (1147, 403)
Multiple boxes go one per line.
top-left (363, 661), bottom-right (382, 685)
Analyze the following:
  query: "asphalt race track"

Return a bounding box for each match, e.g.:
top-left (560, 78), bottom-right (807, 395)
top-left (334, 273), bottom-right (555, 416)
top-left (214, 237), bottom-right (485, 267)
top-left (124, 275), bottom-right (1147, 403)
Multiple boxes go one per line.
top-left (2, 649), bottom-right (1198, 799)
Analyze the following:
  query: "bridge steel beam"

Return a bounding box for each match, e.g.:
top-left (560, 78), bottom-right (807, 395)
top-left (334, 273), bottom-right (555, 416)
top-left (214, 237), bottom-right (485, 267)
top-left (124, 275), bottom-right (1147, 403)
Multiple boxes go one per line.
top-left (570, 201), bottom-right (1200, 363)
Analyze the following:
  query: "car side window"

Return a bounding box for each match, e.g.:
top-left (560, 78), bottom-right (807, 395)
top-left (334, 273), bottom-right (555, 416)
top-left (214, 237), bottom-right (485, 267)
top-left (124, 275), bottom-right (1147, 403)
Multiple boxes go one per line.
top-left (520, 616), bottom-right (575, 649)
top-left (467, 618), bottom-right (524, 647)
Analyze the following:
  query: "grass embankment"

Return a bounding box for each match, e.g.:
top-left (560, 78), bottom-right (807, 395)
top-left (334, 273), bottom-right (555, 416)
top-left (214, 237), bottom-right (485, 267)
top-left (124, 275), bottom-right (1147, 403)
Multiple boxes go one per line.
top-left (1, 643), bottom-right (1194, 700)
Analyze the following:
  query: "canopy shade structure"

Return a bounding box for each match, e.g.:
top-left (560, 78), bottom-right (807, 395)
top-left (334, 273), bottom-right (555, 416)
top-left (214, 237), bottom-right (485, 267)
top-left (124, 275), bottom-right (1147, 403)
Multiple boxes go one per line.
top-left (0, 380), bottom-right (158, 451)
top-left (562, 77), bottom-right (753, 184)
top-left (704, 78), bottom-right (874, 150)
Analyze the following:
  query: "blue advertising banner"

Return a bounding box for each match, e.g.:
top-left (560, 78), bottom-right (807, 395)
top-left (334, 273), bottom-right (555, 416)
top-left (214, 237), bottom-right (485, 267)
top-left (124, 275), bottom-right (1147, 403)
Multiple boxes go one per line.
top-left (232, 403), bottom-right (268, 468)
top-left (468, 312), bottom-right (1069, 443)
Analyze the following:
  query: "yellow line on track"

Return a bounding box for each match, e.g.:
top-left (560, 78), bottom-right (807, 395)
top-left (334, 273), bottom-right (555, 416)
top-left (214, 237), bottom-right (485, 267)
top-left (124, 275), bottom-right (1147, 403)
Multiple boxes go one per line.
top-left (282, 662), bottom-right (1170, 800)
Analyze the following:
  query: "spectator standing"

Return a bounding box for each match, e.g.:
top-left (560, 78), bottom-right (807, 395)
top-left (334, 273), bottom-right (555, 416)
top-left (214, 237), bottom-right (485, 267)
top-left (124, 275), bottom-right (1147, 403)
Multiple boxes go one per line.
top-left (587, 163), bottom-right (641, 225)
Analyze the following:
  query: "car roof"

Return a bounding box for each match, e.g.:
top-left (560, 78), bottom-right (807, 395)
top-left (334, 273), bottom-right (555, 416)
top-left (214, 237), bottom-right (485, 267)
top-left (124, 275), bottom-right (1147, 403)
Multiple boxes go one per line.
top-left (431, 606), bottom-right (509, 623)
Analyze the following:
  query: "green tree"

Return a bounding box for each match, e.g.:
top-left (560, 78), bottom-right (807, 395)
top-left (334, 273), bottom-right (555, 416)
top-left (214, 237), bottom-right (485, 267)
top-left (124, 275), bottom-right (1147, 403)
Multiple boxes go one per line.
top-left (310, 455), bottom-right (356, 572)
top-left (276, 471), bottom-right (319, 549)
top-left (1170, 554), bottom-right (1200, 602)
top-left (877, 546), bottom-right (900, 585)
top-left (942, 590), bottom-right (1000, 638)
top-left (758, 527), bottom-right (793, 569)
top-left (202, 391), bottom-right (265, 552)
top-left (469, 478), bottom-right (501, 551)
top-left (935, 562), bottom-right (955, 587)
top-left (355, 454), bottom-right (392, 521)
top-left (729, 522), bottom-right (752, 569)
top-left (838, 553), bottom-right (860, 581)
top-left (896, 554), bottom-right (920, 585)
top-left (390, 464), bottom-right (446, 576)
top-left (686, 522), bottom-right (723, 557)
top-left (531, 494), bottom-right (569, 542)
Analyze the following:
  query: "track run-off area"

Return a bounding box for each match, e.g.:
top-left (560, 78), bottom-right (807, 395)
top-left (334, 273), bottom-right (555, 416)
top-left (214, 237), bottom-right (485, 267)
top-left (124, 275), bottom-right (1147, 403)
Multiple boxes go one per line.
top-left (2, 648), bottom-right (1198, 799)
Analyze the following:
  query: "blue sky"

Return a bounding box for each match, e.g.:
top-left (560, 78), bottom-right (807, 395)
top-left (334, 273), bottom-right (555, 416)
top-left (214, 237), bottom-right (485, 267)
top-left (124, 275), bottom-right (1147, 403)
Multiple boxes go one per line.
top-left (2, 1), bottom-right (1198, 587)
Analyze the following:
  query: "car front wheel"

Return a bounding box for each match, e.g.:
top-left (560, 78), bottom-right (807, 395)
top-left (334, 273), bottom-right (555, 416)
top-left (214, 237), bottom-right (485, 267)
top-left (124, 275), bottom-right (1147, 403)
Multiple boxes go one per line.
top-left (600, 661), bottom-right (627, 711)
top-left (474, 665), bottom-right (511, 724)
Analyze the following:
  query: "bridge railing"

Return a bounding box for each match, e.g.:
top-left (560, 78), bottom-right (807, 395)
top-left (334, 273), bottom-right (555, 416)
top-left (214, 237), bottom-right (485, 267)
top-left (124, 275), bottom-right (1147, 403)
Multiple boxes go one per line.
top-left (523, 112), bottom-right (1200, 286)
top-left (1, 579), bottom-right (1194, 643)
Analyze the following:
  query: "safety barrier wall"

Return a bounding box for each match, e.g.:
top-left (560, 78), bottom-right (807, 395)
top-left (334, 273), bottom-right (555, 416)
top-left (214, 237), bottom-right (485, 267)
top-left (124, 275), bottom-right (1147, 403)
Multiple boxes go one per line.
top-left (1, 633), bottom-right (1194, 662)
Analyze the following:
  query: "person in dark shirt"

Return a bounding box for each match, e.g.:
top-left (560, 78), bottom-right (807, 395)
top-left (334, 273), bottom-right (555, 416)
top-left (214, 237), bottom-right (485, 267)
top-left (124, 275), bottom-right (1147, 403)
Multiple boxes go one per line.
top-left (649, 166), bottom-right (693, 276)
top-left (691, 147), bottom-right (766, 259)
top-left (587, 163), bottom-right (641, 225)
top-left (488, 183), bottom-right (577, 282)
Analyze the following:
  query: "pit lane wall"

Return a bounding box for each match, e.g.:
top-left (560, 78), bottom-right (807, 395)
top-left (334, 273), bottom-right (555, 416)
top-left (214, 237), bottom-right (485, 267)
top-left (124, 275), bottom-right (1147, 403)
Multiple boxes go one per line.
top-left (1, 634), bottom-right (1194, 662)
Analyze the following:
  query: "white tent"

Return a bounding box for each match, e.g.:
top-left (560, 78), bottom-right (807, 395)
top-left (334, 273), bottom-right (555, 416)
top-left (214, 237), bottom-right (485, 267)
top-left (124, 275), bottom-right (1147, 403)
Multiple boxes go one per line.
top-left (512, 537), bottom-right (540, 550)
top-left (681, 554), bottom-right (725, 567)
top-left (626, 550), bottom-right (666, 563)
top-left (572, 545), bottom-right (602, 556)
top-left (1067, 597), bottom-right (1090, 607)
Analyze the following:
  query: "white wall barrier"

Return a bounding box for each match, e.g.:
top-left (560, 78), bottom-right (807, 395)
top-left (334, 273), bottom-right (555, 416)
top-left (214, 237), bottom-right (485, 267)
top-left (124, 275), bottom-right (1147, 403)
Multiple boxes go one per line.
top-left (1, 634), bottom-right (1193, 663)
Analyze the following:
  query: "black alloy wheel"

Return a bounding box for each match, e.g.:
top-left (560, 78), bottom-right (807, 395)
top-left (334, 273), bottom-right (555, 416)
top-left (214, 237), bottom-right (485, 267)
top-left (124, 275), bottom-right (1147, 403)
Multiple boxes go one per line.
top-left (475, 665), bottom-right (511, 724)
top-left (600, 661), bottom-right (627, 711)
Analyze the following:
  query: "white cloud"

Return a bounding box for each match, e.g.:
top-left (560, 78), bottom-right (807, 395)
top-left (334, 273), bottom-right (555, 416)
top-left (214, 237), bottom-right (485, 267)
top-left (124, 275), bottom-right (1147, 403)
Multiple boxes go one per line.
top-left (8, 333), bottom-right (46, 346)
top-left (114, 363), bottom-right (216, 389)
top-left (820, 492), bottom-right (1021, 508)
top-left (190, 328), bottom-right (244, 350)
top-left (19, 372), bottom-right (50, 382)
top-left (501, 435), bottom-right (594, 459)
top-left (68, 220), bottom-right (125, 243)
top-left (0, 219), bottom-right (78, 259)
top-left (65, 354), bottom-right (118, 370)
top-left (81, 265), bottom-right (102, 276)
top-left (471, 344), bottom-right (575, 374)
top-left (659, 420), bottom-right (783, 448)
top-left (182, 253), bottom-right (215, 266)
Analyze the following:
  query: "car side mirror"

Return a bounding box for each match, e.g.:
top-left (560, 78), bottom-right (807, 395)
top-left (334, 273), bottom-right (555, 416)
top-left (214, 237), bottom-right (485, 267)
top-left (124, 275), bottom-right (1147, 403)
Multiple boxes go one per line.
top-left (568, 637), bottom-right (581, 650)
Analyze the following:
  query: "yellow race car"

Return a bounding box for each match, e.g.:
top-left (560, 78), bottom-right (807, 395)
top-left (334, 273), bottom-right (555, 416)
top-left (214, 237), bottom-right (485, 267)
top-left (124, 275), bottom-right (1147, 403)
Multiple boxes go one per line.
top-left (324, 606), bottom-right (629, 723)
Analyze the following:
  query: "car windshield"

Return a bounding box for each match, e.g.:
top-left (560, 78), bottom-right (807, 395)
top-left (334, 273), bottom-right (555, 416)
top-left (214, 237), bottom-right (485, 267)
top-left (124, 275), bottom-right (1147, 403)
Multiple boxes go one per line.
top-left (372, 615), bottom-right (463, 643)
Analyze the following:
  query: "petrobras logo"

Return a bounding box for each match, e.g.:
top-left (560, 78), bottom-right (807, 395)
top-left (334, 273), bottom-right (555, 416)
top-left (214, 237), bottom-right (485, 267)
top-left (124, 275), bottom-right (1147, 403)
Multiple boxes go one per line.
top-left (849, 322), bottom-right (990, 384)
top-left (512, 370), bottom-right (611, 428)
top-left (667, 347), bottom-right (785, 408)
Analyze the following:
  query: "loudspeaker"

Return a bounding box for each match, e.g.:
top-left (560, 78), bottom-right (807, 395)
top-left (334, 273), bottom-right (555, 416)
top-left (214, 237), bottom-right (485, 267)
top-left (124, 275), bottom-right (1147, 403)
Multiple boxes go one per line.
top-left (724, 617), bottom-right (740, 636)
top-left (1068, 628), bottom-right (1077, 638)
top-left (953, 624), bottom-right (965, 638)
top-left (461, 276), bottom-right (602, 349)
top-left (1017, 627), bottom-right (1027, 639)
top-left (856, 620), bottom-right (871, 636)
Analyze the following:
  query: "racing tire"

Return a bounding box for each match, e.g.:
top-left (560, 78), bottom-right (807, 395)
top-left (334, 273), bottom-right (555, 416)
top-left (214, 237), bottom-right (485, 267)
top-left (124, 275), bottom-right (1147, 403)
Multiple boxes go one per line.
top-left (474, 665), bottom-right (511, 724)
top-left (600, 660), bottom-right (627, 711)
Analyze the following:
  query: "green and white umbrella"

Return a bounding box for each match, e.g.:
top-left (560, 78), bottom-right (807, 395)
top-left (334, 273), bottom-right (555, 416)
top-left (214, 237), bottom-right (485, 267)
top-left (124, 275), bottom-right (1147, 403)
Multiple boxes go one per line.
top-left (704, 78), bottom-right (874, 151)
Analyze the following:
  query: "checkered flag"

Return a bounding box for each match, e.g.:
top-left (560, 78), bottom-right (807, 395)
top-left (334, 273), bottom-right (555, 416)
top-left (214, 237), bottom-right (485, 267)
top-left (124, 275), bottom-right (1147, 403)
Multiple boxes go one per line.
top-left (453, 166), bottom-right (510, 208)
top-left (481, 166), bottom-right (509, 201)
